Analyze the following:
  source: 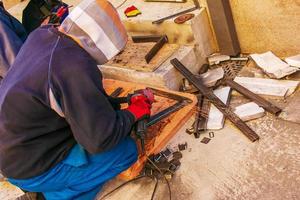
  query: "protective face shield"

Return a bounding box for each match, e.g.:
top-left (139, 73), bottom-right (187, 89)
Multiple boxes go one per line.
top-left (59, 0), bottom-right (128, 65)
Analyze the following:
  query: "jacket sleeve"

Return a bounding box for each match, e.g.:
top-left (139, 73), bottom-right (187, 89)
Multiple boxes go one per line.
top-left (0, 19), bottom-right (25, 78)
top-left (51, 50), bottom-right (135, 154)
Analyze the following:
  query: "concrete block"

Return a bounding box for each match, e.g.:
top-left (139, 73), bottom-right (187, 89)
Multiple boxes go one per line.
top-left (234, 77), bottom-right (300, 98)
top-left (100, 45), bottom-right (202, 90)
top-left (207, 87), bottom-right (231, 130)
top-left (234, 102), bottom-right (265, 122)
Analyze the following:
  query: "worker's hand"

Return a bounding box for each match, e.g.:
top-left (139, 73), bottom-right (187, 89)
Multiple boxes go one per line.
top-left (126, 95), bottom-right (152, 121)
top-left (136, 89), bottom-right (155, 105)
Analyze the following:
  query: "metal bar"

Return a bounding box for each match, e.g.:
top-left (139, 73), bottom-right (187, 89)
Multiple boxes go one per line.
top-left (147, 101), bottom-right (188, 127)
top-left (171, 58), bottom-right (259, 142)
top-left (110, 87), bottom-right (124, 98)
top-left (225, 79), bottom-right (282, 115)
top-left (152, 0), bottom-right (200, 24)
top-left (132, 35), bottom-right (163, 43)
top-left (152, 7), bottom-right (197, 24)
top-left (145, 35), bottom-right (168, 63)
top-left (197, 97), bottom-right (210, 130)
top-left (198, 64), bottom-right (209, 74)
top-left (148, 87), bottom-right (192, 103)
top-left (193, 95), bottom-right (204, 138)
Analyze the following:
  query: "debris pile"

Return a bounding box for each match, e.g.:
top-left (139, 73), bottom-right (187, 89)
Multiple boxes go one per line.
top-left (177, 51), bottom-right (300, 142)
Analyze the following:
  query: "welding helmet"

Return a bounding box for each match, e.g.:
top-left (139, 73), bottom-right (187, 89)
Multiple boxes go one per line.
top-left (59, 0), bottom-right (127, 65)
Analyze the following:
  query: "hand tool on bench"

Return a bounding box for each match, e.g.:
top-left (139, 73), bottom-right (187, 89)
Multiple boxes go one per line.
top-left (152, 0), bottom-right (200, 24)
top-left (146, 87), bottom-right (192, 127)
top-left (171, 58), bottom-right (260, 142)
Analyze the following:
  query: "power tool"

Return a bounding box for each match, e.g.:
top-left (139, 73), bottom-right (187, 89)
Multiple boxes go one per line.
top-left (111, 89), bottom-right (154, 153)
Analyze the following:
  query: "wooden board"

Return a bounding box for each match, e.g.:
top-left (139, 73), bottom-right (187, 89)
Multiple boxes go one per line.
top-left (107, 40), bottom-right (179, 72)
top-left (103, 79), bottom-right (196, 180)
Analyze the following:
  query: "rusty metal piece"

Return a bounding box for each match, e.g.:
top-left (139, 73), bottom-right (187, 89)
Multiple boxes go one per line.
top-left (199, 63), bottom-right (209, 74)
top-left (186, 123), bottom-right (195, 135)
top-left (152, 0), bottom-right (200, 24)
top-left (201, 137), bottom-right (211, 144)
top-left (224, 79), bottom-right (282, 115)
top-left (145, 35), bottom-right (168, 63)
top-left (209, 132), bottom-right (215, 138)
top-left (132, 35), bottom-right (163, 43)
top-left (194, 95), bottom-right (210, 138)
top-left (174, 13), bottom-right (195, 24)
top-left (171, 58), bottom-right (259, 142)
top-left (178, 142), bottom-right (188, 151)
top-left (110, 87), bottom-right (124, 98)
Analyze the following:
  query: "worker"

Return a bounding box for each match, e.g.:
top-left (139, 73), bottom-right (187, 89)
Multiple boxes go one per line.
top-left (0, 1), bottom-right (27, 79)
top-left (0, 0), bottom-right (152, 199)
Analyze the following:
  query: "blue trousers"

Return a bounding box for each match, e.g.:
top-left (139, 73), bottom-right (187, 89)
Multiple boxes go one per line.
top-left (9, 137), bottom-right (138, 200)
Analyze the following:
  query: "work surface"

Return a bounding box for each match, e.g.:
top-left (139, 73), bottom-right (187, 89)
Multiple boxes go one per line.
top-left (103, 79), bottom-right (197, 180)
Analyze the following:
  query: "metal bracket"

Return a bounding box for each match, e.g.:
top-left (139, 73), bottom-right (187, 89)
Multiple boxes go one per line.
top-left (132, 35), bottom-right (169, 64)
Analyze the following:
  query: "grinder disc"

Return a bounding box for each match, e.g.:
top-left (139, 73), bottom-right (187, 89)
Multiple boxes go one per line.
top-left (174, 13), bottom-right (195, 24)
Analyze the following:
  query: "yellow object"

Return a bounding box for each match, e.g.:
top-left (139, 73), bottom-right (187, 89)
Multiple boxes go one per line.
top-left (125, 10), bottom-right (141, 17)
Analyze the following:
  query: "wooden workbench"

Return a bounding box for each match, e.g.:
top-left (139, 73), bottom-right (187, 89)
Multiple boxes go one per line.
top-left (103, 79), bottom-right (196, 180)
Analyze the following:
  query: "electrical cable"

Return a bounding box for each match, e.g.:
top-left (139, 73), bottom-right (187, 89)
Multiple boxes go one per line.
top-left (99, 156), bottom-right (172, 200)
top-left (150, 177), bottom-right (159, 200)
top-left (99, 175), bottom-right (148, 200)
top-left (146, 156), bottom-right (172, 200)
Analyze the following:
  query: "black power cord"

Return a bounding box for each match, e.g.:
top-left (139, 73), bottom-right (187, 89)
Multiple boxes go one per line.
top-left (100, 156), bottom-right (172, 200)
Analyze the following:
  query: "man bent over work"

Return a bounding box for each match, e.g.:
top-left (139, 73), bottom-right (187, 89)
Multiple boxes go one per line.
top-left (0, 0), bottom-right (152, 199)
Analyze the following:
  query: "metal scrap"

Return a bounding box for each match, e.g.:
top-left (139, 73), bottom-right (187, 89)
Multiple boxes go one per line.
top-left (152, 0), bottom-right (200, 24)
top-left (174, 13), bottom-right (195, 24)
top-left (201, 137), bottom-right (211, 144)
top-left (171, 58), bottom-right (260, 142)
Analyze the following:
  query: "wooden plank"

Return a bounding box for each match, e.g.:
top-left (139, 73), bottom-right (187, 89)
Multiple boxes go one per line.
top-left (207, 87), bottom-right (231, 130)
top-left (102, 79), bottom-right (196, 180)
top-left (234, 102), bottom-right (265, 122)
top-left (234, 77), bottom-right (299, 98)
top-left (106, 40), bottom-right (179, 72)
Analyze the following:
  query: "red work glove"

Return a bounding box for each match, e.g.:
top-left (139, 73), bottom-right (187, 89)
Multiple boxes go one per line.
top-left (126, 95), bottom-right (152, 121)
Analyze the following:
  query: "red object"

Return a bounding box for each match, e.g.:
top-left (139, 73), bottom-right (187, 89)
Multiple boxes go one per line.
top-left (124, 5), bottom-right (138, 14)
top-left (56, 6), bottom-right (68, 18)
top-left (126, 95), bottom-right (152, 121)
top-left (135, 89), bottom-right (154, 104)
